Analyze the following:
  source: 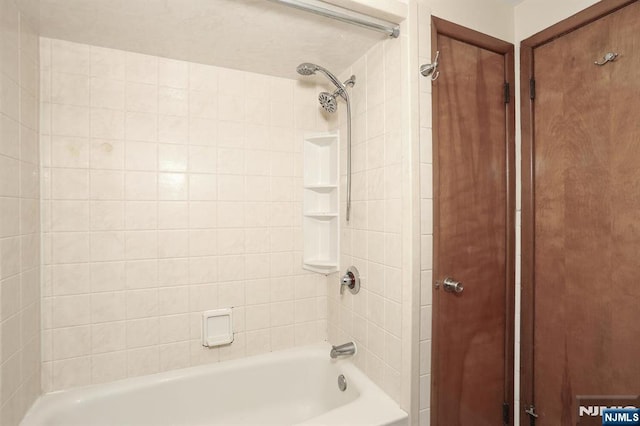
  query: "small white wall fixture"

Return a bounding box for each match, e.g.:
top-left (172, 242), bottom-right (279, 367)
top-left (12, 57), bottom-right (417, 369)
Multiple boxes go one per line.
top-left (303, 131), bottom-right (340, 274)
top-left (202, 308), bottom-right (234, 347)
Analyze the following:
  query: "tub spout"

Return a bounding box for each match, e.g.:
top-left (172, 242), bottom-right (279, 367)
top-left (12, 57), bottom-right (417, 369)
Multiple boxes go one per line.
top-left (330, 342), bottom-right (356, 359)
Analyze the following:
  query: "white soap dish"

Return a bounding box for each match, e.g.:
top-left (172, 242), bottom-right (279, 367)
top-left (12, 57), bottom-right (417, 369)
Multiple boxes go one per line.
top-left (202, 308), bottom-right (233, 347)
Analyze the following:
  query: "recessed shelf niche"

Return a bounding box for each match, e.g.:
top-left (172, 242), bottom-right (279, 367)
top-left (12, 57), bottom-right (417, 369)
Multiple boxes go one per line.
top-left (303, 131), bottom-right (340, 274)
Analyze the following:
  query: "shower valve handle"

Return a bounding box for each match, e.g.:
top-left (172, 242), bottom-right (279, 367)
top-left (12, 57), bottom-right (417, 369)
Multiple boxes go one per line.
top-left (340, 266), bottom-right (360, 295)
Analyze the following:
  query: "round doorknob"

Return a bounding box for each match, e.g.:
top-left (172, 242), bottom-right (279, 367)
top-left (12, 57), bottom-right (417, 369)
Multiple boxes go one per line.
top-left (442, 277), bottom-right (463, 294)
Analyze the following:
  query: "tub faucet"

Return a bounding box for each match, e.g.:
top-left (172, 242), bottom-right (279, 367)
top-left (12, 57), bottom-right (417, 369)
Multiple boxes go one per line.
top-left (330, 342), bottom-right (357, 358)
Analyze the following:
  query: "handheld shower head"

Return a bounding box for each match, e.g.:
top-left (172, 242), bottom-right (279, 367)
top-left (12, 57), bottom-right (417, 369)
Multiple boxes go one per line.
top-left (296, 63), bottom-right (318, 76)
top-left (296, 62), bottom-right (345, 93)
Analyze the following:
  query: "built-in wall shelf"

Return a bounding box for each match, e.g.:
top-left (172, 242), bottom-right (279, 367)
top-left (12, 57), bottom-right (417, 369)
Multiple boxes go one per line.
top-left (303, 132), bottom-right (339, 274)
top-left (303, 184), bottom-right (338, 189)
top-left (304, 213), bottom-right (338, 219)
top-left (304, 259), bottom-right (338, 268)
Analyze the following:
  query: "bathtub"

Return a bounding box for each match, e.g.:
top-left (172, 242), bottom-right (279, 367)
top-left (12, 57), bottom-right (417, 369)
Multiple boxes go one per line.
top-left (22, 344), bottom-right (408, 426)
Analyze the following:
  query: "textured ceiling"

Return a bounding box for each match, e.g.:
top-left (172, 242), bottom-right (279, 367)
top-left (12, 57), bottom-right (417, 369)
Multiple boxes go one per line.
top-left (16, 0), bottom-right (391, 79)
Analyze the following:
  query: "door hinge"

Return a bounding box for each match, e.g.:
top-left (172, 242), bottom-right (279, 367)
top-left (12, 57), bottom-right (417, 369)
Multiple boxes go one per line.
top-left (529, 78), bottom-right (536, 100)
top-left (503, 402), bottom-right (510, 425)
top-left (525, 404), bottom-right (538, 425)
top-left (504, 82), bottom-right (510, 104)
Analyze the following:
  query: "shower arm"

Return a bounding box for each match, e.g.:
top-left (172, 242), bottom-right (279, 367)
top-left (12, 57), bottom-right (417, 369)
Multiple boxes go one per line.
top-left (315, 66), bottom-right (347, 94)
top-left (331, 76), bottom-right (355, 100)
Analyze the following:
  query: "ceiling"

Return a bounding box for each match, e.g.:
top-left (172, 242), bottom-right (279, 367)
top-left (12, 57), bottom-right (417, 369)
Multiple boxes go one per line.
top-left (16, 0), bottom-right (390, 79)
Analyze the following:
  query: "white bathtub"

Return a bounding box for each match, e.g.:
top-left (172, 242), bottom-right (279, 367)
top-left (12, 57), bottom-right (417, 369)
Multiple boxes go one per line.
top-left (22, 344), bottom-right (408, 426)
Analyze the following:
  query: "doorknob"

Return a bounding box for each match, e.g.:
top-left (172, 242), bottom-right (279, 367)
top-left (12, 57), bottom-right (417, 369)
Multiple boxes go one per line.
top-left (438, 277), bottom-right (464, 294)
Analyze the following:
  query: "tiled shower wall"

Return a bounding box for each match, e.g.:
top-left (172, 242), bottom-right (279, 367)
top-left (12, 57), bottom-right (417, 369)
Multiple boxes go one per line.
top-left (0, 0), bottom-right (41, 424)
top-left (326, 35), bottom-right (405, 404)
top-left (40, 38), bottom-right (332, 391)
top-left (417, 3), bottom-right (433, 423)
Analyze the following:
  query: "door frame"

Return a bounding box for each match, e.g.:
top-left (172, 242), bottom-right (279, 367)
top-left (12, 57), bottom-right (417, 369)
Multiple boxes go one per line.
top-left (431, 16), bottom-right (516, 425)
top-left (519, 0), bottom-right (637, 423)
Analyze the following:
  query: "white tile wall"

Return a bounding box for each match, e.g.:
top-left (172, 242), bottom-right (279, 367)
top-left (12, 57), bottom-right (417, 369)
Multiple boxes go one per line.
top-left (40, 38), bottom-right (334, 392)
top-left (0, 0), bottom-right (41, 424)
top-left (417, 2), bottom-right (434, 424)
top-left (326, 36), bottom-right (406, 404)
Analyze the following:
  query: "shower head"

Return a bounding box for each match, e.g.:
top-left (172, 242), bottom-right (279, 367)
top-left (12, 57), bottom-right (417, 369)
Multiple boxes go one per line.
top-left (296, 63), bottom-right (319, 76)
top-left (318, 92), bottom-right (338, 113)
top-left (296, 63), bottom-right (355, 114)
top-left (296, 62), bottom-right (345, 93)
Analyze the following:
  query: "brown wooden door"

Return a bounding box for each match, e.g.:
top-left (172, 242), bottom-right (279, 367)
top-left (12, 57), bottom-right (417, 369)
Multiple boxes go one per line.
top-left (431, 18), bottom-right (515, 426)
top-left (521, 1), bottom-right (640, 424)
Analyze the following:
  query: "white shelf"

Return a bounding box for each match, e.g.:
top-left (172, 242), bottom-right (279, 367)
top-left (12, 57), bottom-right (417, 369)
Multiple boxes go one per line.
top-left (304, 134), bottom-right (338, 186)
top-left (304, 262), bottom-right (338, 274)
top-left (304, 259), bottom-right (338, 267)
top-left (304, 213), bottom-right (338, 218)
top-left (304, 184), bottom-right (338, 190)
top-left (303, 131), bottom-right (339, 274)
top-left (304, 188), bottom-right (338, 216)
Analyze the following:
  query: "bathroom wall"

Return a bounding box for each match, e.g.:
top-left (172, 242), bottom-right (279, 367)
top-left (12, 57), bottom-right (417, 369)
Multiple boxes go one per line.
top-left (39, 38), bottom-right (332, 391)
top-left (325, 34), bottom-right (406, 404)
top-left (515, 0), bottom-right (600, 40)
top-left (428, 0), bottom-right (515, 42)
top-left (0, 0), bottom-right (41, 424)
top-left (415, 0), bottom-right (515, 424)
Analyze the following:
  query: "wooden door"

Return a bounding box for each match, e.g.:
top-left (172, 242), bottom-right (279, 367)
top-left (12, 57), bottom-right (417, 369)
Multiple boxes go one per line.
top-left (431, 18), bottom-right (515, 426)
top-left (521, 1), bottom-right (640, 424)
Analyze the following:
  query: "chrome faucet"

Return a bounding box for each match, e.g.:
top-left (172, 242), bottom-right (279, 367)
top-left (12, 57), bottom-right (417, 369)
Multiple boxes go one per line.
top-left (330, 342), bottom-right (357, 359)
